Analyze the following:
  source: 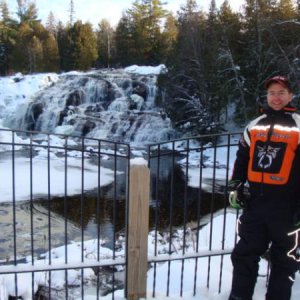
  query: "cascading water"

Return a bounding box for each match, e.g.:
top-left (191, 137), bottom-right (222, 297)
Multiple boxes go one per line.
top-left (2, 68), bottom-right (177, 146)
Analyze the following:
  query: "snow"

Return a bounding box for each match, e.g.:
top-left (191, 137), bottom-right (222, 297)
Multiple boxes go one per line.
top-left (0, 66), bottom-right (299, 299)
top-left (124, 64), bottom-right (167, 75)
top-left (130, 157), bottom-right (148, 166)
top-left (0, 155), bottom-right (118, 202)
top-left (0, 65), bottom-right (166, 131)
top-left (0, 128), bottom-right (121, 202)
top-left (1, 211), bottom-right (298, 299)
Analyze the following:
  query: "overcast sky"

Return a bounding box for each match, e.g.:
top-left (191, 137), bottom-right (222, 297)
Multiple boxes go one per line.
top-left (7, 0), bottom-right (245, 28)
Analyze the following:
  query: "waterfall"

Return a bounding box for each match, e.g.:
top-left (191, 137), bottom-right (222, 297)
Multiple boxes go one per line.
top-left (1, 68), bottom-right (177, 146)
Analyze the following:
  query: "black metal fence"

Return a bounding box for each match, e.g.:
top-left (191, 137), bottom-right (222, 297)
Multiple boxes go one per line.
top-left (0, 128), bottom-right (130, 299)
top-left (0, 128), bottom-right (246, 299)
top-left (147, 132), bottom-right (243, 298)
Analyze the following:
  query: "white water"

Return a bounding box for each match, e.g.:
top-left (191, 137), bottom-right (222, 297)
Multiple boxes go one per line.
top-left (0, 65), bottom-right (176, 147)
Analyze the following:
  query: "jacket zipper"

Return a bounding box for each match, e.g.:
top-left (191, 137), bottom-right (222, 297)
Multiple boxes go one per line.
top-left (260, 114), bottom-right (275, 196)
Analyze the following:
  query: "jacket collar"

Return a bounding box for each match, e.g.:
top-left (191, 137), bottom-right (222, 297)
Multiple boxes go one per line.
top-left (260, 104), bottom-right (297, 115)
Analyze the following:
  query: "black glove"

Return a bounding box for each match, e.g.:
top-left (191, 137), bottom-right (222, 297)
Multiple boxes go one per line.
top-left (287, 210), bottom-right (300, 262)
top-left (228, 180), bottom-right (247, 209)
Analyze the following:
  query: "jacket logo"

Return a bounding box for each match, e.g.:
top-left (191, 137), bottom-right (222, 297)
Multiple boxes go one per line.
top-left (257, 145), bottom-right (280, 169)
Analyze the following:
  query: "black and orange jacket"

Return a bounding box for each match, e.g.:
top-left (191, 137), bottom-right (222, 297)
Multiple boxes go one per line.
top-left (232, 104), bottom-right (300, 201)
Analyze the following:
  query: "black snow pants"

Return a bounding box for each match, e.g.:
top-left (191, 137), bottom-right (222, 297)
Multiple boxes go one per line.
top-left (229, 197), bottom-right (299, 300)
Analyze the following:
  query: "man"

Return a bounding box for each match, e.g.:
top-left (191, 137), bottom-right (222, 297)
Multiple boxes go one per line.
top-left (228, 76), bottom-right (300, 300)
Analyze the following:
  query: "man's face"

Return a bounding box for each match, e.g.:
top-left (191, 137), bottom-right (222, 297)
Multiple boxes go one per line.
top-left (267, 83), bottom-right (293, 111)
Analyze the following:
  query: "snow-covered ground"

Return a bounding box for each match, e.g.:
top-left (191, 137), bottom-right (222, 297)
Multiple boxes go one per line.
top-left (0, 66), bottom-right (299, 299)
top-left (1, 211), bottom-right (299, 299)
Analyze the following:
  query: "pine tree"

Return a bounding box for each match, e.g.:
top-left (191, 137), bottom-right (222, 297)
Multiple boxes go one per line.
top-left (16, 0), bottom-right (39, 24)
top-left (42, 33), bottom-right (60, 72)
top-left (217, 0), bottom-right (246, 122)
top-left (115, 13), bottom-right (137, 66)
top-left (0, 0), bottom-right (18, 74)
top-left (46, 11), bottom-right (57, 37)
top-left (0, 0), bottom-right (9, 20)
top-left (126, 0), bottom-right (168, 64)
top-left (205, 0), bottom-right (222, 111)
top-left (241, 0), bottom-right (299, 100)
top-left (218, 0), bottom-right (242, 58)
top-left (270, 0), bottom-right (300, 88)
top-left (275, 0), bottom-right (296, 20)
top-left (161, 13), bottom-right (178, 63)
top-left (96, 19), bottom-right (115, 68)
top-left (174, 0), bottom-right (207, 85)
top-left (241, 0), bottom-right (277, 109)
top-left (11, 19), bottom-right (60, 73)
top-left (272, 0), bottom-right (298, 52)
top-left (29, 34), bottom-right (43, 72)
top-left (12, 22), bottom-right (32, 72)
top-left (63, 21), bottom-right (98, 71)
top-left (56, 21), bottom-right (70, 70)
top-left (161, 0), bottom-right (222, 136)
top-left (144, 0), bottom-right (168, 63)
top-left (11, 0), bottom-right (55, 73)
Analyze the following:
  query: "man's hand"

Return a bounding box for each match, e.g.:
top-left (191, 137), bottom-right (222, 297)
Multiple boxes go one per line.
top-left (228, 180), bottom-right (247, 209)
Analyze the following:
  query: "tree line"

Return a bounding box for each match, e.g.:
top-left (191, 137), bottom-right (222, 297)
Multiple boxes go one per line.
top-left (1, 0), bottom-right (300, 136)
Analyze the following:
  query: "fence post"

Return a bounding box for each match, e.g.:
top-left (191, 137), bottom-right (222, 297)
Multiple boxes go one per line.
top-left (126, 158), bottom-right (150, 300)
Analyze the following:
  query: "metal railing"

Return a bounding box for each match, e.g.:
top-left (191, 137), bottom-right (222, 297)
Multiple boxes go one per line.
top-left (0, 128), bottom-right (244, 299)
top-left (0, 128), bottom-right (130, 299)
top-left (147, 132), bottom-right (242, 297)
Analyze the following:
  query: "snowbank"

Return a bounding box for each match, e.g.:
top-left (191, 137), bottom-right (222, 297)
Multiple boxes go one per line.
top-left (124, 64), bottom-right (167, 75)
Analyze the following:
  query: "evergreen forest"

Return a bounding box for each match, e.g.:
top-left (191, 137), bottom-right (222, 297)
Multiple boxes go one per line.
top-left (2, 0), bottom-right (300, 136)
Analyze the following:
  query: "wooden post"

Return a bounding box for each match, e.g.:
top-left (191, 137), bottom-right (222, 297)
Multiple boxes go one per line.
top-left (126, 158), bottom-right (150, 300)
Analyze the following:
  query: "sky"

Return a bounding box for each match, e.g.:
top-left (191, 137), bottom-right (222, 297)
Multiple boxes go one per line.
top-left (6, 0), bottom-right (245, 28)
